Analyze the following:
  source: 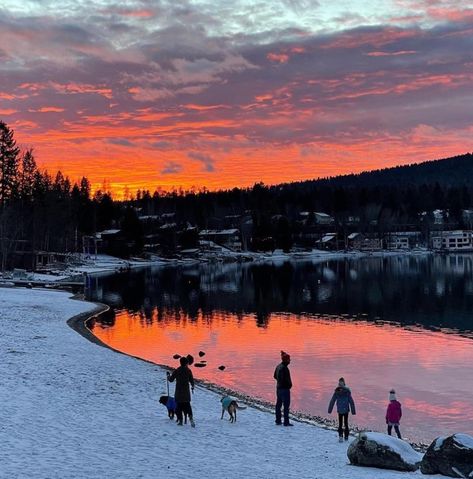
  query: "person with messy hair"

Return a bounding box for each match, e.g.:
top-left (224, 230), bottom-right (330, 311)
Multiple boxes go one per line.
top-left (274, 350), bottom-right (293, 426)
top-left (328, 377), bottom-right (356, 442)
top-left (167, 356), bottom-right (195, 427)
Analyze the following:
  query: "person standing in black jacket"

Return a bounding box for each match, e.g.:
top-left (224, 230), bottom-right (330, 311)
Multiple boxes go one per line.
top-left (167, 356), bottom-right (195, 427)
top-left (274, 350), bottom-right (293, 426)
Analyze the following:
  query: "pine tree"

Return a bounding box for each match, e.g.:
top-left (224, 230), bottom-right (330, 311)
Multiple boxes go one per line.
top-left (0, 121), bottom-right (20, 208)
top-left (19, 148), bottom-right (37, 199)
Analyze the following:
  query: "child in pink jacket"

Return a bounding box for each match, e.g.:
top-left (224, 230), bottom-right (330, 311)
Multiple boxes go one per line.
top-left (386, 389), bottom-right (402, 439)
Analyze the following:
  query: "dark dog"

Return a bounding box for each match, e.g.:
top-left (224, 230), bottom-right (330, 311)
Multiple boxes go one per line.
top-left (220, 396), bottom-right (247, 423)
top-left (159, 396), bottom-right (188, 423)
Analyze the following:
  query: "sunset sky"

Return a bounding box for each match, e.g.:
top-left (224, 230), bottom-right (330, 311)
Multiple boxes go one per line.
top-left (1, 0), bottom-right (473, 196)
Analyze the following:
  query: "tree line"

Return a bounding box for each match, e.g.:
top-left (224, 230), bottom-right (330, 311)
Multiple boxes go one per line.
top-left (2, 119), bottom-right (473, 270)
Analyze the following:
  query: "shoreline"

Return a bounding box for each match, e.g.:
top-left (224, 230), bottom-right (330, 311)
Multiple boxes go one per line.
top-left (69, 299), bottom-right (429, 451)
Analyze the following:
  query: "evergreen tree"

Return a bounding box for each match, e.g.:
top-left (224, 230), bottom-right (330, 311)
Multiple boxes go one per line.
top-left (0, 121), bottom-right (20, 207)
top-left (19, 148), bottom-right (38, 199)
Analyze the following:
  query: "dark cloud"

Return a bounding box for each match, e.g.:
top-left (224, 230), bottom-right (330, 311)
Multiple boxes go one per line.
top-left (161, 161), bottom-right (183, 174)
top-left (108, 138), bottom-right (134, 147)
top-left (188, 151), bottom-right (215, 172)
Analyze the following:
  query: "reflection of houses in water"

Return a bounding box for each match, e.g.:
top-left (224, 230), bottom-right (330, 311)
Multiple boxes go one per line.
top-left (87, 253), bottom-right (473, 335)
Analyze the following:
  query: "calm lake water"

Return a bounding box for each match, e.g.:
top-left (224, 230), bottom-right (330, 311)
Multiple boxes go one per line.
top-left (86, 254), bottom-right (473, 442)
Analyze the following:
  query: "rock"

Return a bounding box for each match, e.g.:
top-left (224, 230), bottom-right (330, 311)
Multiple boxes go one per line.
top-left (420, 434), bottom-right (473, 477)
top-left (218, 365), bottom-right (226, 371)
top-left (194, 362), bottom-right (206, 368)
top-left (172, 354), bottom-right (181, 360)
top-left (186, 354), bottom-right (194, 365)
top-left (198, 351), bottom-right (205, 357)
top-left (347, 432), bottom-right (422, 472)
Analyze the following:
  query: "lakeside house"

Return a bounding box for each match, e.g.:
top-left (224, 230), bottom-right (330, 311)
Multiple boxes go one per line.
top-left (431, 230), bottom-right (473, 251)
top-left (347, 233), bottom-right (383, 251)
top-left (385, 231), bottom-right (423, 250)
top-left (316, 233), bottom-right (340, 250)
top-left (199, 229), bottom-right (242, 251)
top-left (299, 211), bottom-right (335, 225)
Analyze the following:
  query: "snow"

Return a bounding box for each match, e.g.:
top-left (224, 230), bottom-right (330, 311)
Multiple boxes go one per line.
top-left (360, 432), bottom-right (423, 465)
top-left (454, 433), bottom-right (473, 449)
top-left (0, 287), bottom-right (447, 479)
top-left (434, 436), bottom-right (446, 450)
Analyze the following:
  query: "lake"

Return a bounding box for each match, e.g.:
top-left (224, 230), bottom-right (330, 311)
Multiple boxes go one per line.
top-left (86, 253), bottom-right (473, 443)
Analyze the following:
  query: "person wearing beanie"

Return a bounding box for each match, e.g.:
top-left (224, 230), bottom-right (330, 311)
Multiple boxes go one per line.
top-left (386, 389), bottom-right (402, 439)
top-left (328, 377), bottom-right (356, 442)
top-left (273, 351), bottom-right (293, 426)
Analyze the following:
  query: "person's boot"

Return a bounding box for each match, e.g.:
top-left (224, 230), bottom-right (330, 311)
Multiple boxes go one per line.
top-left (190, 418), bottom-right (195, 428)
top-left (338, 436), bottom-right (344, 443)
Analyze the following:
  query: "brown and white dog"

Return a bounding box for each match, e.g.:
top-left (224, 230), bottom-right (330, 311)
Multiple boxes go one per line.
top-left (220, 396), bottom-right (247, 423)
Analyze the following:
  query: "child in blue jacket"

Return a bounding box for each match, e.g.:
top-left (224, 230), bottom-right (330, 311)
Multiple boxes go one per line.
top-left (328, 377), bottom-right (356, 442)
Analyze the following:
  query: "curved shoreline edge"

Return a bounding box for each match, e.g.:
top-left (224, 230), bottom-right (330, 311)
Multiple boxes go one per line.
top-left (67, 296), bottom-right (428, 451)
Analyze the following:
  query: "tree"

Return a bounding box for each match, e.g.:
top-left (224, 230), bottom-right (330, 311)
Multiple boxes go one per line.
top-left (19, 148), bottom-right (37, 199)
top-left (0, 121), bottom-right (20, 207)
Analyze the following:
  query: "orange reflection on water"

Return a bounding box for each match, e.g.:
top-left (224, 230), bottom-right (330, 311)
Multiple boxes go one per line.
top-left (90, 309), bottom-right (473, 442)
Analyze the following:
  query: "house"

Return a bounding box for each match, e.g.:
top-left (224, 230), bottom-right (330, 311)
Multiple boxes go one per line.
top-left (315, 233), bottom-right (339, 250)
top-left (299, 211), bottom-right (334, 225)
top-left (421, 209), bottom-right (448, 225)
top-left (462, 209), bottom-right (473, 228)
top-left (83, 229), bottom-right (128, 257)
top-left (314, 212), bottom-right (334, 225)
top-left (199, 229), bottom-right (242, 251)
top-left (431, 230), bottom-right (473, 251)
top-left (347, 233), bottom-right (383, 251)
top-left (385, 232), bottom-right (423, 250)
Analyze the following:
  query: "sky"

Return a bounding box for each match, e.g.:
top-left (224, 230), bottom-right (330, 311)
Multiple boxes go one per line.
top-left (1, 0), bottom-right (473, 197)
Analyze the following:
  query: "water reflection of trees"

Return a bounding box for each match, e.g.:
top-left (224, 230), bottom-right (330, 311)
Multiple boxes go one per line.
top-left (88, 255), bottom-right (473, 332)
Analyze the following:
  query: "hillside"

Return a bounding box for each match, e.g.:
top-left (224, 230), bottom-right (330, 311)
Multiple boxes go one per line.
top-left (296, 153), bottom-right (473, 190)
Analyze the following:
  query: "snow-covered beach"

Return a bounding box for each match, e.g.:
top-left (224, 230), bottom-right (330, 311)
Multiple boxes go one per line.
top-left (0, 287), bottom-right (446, 479)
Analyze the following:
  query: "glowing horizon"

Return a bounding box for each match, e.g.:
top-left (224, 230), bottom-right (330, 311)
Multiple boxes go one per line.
top-left (1, 0), bottom-right (473, 197)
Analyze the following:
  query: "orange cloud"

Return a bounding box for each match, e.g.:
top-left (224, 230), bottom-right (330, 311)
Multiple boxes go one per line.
top-left (0, 108), bottom-right (18, 115)
top-left (267, 52), bottom-right (290, 63)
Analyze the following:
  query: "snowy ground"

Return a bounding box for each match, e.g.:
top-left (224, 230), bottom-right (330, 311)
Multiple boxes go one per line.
top-left (0, 288), bottom-right (445, 479)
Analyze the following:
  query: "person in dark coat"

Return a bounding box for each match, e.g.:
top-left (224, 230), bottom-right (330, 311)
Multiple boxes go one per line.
top-left (167, 356), bottom-right (195, 427)
top-left (274, 350), bottom-right (293, 426)
top-left (328, 377), bottom-right (356, 441)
